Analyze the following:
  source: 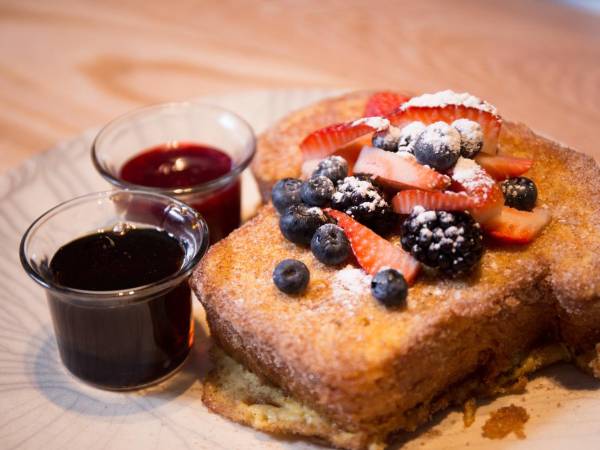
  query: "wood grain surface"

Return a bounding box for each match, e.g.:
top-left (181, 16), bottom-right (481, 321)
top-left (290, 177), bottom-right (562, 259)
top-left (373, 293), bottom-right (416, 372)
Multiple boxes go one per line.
top-left (0, 0), bottom-right (599, 173)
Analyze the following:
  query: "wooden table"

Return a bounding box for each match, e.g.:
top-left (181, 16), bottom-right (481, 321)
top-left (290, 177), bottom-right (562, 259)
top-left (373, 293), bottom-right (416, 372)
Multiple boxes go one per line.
top-left (1, 0), bottom-right (599, 174)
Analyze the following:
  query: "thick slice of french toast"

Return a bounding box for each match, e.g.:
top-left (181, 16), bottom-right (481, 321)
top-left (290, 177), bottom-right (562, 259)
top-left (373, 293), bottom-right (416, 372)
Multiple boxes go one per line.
top-left (193, 93), bottom-right (600, 449)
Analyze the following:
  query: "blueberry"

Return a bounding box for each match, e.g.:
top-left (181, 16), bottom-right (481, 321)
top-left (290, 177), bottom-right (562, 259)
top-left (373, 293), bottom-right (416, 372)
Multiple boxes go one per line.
top-left (413, 122), bottom-right (461, 171)
top-left (279, 204), bottom-right (329, 246)
top-left (501, 177), bottom-right (537, 211)
top-left (310, 224), bottom-right (350, 266)
top-left (397, 121), bottom-right (426, 153)
top-left (371, 268), bottom-right (408, 307)
top-left (272, 178), bottom-right (302, 214)
top-left (372, 127), bottom-right (401, 152)
top-left (312, 156), bottom-right (349, 183)
top-left (452, 119), bottom-right (483, 158)
top-left (273, 259), bottom-right (309, 295)
top-left (300, 175), bottom-right (335, 207)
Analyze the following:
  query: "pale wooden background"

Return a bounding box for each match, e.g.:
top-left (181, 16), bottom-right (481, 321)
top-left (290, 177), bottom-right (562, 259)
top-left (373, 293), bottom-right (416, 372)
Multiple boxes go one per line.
top-left (1, 0), bottom-right (599, 174)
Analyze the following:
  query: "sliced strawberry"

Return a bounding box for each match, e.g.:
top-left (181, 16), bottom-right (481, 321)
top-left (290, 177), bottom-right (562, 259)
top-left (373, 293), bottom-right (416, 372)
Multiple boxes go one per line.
top-left (387, 104), bottom-right (501, 154)
top-left (474, 154), bottom-right (533, 180)
top-left (450, 157), bottom-right (504, 223)
top-left (364, 91), bottom-right (410, 117)
top-left (483, 206), bottom-right (551, 244)
top-left (325, 209), bottom-right (420, 284)
top-left (353, 146), bottom-right (450, 191)
top-left (300, 117), bottom-right (389, 161)
top-left (392, 190), bottom-right (476, 215)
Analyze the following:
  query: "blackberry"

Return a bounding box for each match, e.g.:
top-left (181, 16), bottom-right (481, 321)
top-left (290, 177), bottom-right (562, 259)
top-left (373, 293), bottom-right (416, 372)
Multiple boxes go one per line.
top-left (413, 122), bottom-right (461, 171)
top-left (501, 177), bottom-right (537, 211)
top-left (331, 176), bottom-right (396, 234)
top-left (312, 156), bottom-right (348, 184)
top-left (401, 207), bottom-right (483, 276)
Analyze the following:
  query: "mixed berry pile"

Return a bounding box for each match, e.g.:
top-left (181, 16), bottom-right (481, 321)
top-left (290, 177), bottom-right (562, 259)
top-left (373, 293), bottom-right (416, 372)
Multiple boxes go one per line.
top-left (271, 90), bottom-right (551, 307)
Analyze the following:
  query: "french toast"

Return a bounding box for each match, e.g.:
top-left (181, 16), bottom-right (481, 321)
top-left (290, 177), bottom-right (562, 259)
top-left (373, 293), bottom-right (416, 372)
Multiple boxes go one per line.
top-left (193, 92), bottom-right (600, 449)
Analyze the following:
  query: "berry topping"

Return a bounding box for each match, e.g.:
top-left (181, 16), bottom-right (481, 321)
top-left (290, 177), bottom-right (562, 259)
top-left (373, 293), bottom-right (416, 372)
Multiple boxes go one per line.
top-left (326, 209), bottom-right (420, 284)
top-left (387, 101), bottom-right (502, 155)
top-left (483, 206), bottom-right (550, 244)
top-left (452, 118), bottom-right (483, 158)
top-left (353, 146), bottom-right (450, 191)
top-left (450, 157), bottom-right (504, 223)
top-left (475, 154), bottom-right (533, 181)
top-left (397, 90), bottom-right (497, 115)
top-left (331, 175), bottom-right (396, 234)
top-left (273, 259), bottom-right (310, 295)
top-left (501, 177), bottom-right (538, 211)
top-left (312, 155), bottom-right (349, 183)
top-left (372, 126), bottom-right (403, 152)
top-left (271, 178), bottom-right (303, 214)
top-left (279, 204), bottom-right (329, 246)
top-left (310, 224), bottom-right (351, 266)
top-left (371, 268), bottom-right (408, 308)
top-left (401, 207), bottom-right (484, 276)
top-left (392, 190), bottom-right (476, 215)
top-left (397, 121), bottom-right (426, 153)
top-left (364, 91), bottom-right (410, 117)
top-left (413, 122), bottom-right (461, 171)
top-left (300, 117), bottom-right (389, 161)
top-left (300, 175), bottom-right (335, 207)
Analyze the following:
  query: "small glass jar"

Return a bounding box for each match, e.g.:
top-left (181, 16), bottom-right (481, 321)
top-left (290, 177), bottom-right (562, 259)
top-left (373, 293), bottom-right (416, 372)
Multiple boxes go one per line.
top-left (91, 101), bottom-right (256, 243)
top-left (20, 190), bottom-right (209, 390)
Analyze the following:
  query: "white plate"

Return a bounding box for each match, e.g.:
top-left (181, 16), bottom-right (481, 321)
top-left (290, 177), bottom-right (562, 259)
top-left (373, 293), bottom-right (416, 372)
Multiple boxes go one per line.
top-left (0, 89), bottom-right (599, 450)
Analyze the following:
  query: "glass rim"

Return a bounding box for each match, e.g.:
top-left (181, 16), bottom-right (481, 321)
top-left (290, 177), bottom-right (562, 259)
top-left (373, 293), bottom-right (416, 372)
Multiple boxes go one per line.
top-left (90, 100), bottom-right (257, 196)
top-left (19, 190), bottom-right (210, 305)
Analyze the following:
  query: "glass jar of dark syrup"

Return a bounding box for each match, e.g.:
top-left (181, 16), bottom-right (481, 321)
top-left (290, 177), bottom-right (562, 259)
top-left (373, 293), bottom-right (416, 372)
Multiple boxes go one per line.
top-left (91, 102), bottom-right (256, 244)
top-left (20, 191), bottom-right (209, 390)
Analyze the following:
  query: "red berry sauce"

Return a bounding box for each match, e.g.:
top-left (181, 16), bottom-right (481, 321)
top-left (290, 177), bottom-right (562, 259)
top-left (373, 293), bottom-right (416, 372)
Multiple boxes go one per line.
top-left (120, 142), bottom-right (241, 243)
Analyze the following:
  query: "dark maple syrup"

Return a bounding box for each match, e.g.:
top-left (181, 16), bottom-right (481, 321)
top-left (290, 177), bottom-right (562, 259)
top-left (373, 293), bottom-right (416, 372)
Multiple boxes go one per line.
top-left (120, 142), bottom-right (241, 243)
top-left (48, 227), bottom-right (192, 389)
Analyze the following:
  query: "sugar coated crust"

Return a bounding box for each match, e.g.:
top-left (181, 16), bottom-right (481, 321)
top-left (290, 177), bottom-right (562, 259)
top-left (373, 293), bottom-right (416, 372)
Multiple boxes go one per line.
top-left (194, 92), bottom-right (600, 448)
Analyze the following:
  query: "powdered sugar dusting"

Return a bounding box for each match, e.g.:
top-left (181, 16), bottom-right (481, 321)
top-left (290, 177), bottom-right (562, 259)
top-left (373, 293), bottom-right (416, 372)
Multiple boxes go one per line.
top-left (398, 121), bottom-right (426, 152)
top-left (452, 119), bottom-right (483, 157)
top-left (331, 266), bottom-right (372, 307)
top-left (403, 90), bottom-right (497, 114)
top-left (418, 122), bottom-right (461, 155)
top-left (352, 116), bottom-right (390, 131)
top-left (451, 157), bottom-right (495, 195)
top-left (332, 176), bottom-right (387, 213)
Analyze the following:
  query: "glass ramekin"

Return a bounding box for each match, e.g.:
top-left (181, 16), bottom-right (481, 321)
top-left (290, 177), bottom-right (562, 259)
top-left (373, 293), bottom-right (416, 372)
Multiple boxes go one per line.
top-left (20, 190), bottom-right (209, 390)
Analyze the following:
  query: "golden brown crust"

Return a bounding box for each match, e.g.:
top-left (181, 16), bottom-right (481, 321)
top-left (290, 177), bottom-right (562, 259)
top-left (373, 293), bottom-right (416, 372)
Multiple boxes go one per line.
top-left (193, 92), bottom-right (600, 445)
top-left (252, 91), bottom-right (373, 199)
top-left (203, 343), bottom-right (569, 450)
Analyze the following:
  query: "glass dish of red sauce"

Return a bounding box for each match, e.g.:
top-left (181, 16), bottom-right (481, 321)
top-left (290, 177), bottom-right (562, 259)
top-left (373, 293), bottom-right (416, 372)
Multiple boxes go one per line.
top-left (92, 102), bottom-right (256, 243)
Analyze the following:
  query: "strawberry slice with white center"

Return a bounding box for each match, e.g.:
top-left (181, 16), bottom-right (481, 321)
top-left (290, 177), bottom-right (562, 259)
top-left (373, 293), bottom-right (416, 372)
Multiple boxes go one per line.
top-left (300, 116), bottom-right (390, 161)
top-left (326, 208), bottom-right (420, 284)
top-left (483, 206), bottom-right (551, 244)
top-left (364, 91), bottom-right (410, 117)
top-left (450, 157), bottom-right (504, 223)
top-left (392, 190), bottom-right (476, 215)
top-left (353, 146), bottom-right (450, 191)
top-left (474, 153), bottom-right (533, 180)
top-left (387, 104), bottom-right (502, 155)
